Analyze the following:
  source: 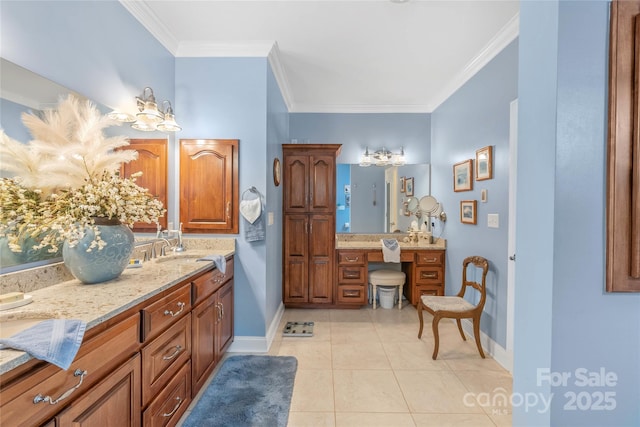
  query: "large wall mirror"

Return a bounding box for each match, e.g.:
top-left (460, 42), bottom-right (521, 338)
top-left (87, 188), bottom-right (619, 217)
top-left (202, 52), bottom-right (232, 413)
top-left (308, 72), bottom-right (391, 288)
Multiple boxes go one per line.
top-left (0, 58), bottom-right (160, 273)
top-left (337, 163), bottom-right (431, 233)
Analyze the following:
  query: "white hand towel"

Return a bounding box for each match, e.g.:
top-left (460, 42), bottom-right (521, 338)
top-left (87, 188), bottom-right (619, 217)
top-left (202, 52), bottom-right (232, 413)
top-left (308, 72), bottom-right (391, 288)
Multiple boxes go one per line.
top-left (240, 199), bottom-right (262, 224)
top-left (381, 239), bottom-right (401, 263)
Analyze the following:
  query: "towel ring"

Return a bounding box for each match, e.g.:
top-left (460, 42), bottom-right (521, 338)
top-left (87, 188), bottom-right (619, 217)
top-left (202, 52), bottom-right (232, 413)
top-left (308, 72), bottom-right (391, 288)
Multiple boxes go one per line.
top-left (242, 186), bottom-right (262, 201)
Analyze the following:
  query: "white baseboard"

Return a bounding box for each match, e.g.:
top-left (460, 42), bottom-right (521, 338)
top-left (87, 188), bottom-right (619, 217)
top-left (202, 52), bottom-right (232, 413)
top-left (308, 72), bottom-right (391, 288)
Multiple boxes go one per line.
top-left (459, 319), bottom-right (513, 373)
top-left (227, 302), bottom-right (285, 354)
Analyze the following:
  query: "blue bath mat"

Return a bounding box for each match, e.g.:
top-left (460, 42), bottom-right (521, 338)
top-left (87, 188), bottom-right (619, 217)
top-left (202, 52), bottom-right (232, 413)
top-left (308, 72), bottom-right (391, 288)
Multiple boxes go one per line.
top-left (181, 355), bottom-right (297, 427)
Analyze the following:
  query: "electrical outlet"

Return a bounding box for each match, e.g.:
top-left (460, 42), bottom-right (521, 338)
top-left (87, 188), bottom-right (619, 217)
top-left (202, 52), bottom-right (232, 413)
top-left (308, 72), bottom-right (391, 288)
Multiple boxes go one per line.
top-left (488, 214), bottom-right (499, 228)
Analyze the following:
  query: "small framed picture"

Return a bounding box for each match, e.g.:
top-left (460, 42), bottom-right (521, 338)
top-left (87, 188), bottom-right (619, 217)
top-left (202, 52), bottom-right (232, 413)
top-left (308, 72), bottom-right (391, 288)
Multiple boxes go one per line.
top-left (405, 177), bottom-right (414, 196)
top-left (453, 159), bottom-right (473, 192)
top-left (460, 200), bottom-right (477, 224)
top-left (476, 146), bottom-right (493, 181)
top-left (400, 176), bottom-right (406, 193)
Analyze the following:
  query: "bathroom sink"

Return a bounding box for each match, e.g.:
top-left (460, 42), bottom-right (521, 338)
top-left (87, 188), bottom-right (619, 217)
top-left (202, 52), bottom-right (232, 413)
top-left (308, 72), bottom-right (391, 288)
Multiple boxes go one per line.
top-left (0, 310), bottom-right (59, 339)
top-left (153, 253), bottom-right (202, 264)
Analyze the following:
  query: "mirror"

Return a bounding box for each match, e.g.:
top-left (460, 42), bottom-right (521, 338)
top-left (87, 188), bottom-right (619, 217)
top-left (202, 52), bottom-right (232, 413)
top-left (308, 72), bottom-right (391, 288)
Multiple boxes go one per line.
top-left (0, 58), bottom-right (152, 274)
top-left (336, 163), bottom-right (430, 233)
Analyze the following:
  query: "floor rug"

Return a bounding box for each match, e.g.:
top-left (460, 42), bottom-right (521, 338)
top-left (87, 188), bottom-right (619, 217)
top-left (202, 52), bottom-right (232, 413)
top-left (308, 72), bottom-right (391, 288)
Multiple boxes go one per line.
top-left (182, 355), bottom-right (298, 427)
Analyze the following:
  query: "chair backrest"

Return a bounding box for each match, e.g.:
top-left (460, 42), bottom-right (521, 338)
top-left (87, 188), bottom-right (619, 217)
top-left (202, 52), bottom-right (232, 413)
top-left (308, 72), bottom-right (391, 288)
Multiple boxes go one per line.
top-left (458, 256), bottom-right (489, 311)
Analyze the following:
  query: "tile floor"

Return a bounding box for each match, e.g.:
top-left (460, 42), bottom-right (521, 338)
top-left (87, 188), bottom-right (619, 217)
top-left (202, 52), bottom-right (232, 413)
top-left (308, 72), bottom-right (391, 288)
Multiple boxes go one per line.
top-left (179, 302), bottom-right (513, 427)
top-left (272, 304), bottom-right (512, 427)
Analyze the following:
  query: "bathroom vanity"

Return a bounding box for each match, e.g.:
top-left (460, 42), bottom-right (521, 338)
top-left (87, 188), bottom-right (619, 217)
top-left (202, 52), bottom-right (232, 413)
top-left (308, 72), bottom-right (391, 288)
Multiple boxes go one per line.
top-left (335, 234), bottom-right (446, 308)
top-left (0, 243), bottom-right (234, 427)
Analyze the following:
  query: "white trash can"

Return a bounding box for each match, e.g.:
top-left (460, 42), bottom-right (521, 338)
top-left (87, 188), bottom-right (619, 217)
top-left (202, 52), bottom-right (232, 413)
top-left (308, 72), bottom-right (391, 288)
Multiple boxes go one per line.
top-left (378, 286), bottom-right (396, 309)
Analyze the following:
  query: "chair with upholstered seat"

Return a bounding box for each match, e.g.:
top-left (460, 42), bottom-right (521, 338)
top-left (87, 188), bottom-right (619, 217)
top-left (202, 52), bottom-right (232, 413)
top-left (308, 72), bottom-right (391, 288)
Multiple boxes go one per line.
top-left (417, 255), bottom-right (489, 359)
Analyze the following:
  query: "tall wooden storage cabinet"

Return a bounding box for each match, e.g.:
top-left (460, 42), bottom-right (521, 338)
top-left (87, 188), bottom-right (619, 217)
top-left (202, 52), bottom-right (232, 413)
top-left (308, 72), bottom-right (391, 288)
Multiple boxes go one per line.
top-left (283, 144), bottom-right (341, 306)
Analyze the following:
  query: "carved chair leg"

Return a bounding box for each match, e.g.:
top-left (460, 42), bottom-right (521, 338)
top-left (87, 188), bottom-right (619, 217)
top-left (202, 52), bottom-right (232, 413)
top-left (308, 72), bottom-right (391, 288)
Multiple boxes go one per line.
top-left (473, 315), bottom-right (485, 358)
top-left (431, 315), bottom-right (441, 360)
top-left (456, 319), bottom-right (466, 341)
top-left (417, 300), bottom-right (424, 338)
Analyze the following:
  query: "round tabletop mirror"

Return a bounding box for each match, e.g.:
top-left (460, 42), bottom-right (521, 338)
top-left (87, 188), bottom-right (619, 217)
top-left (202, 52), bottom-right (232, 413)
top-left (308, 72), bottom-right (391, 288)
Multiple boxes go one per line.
top-left (419, 195), bottom-right (438, 214)
top-left (406, 197), bottom-right (420, 213)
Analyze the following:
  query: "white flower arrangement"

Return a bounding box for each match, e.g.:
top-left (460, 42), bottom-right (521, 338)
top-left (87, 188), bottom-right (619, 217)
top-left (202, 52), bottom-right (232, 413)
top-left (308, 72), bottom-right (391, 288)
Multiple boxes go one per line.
top-left (0, 95), bottom-right (165, 253)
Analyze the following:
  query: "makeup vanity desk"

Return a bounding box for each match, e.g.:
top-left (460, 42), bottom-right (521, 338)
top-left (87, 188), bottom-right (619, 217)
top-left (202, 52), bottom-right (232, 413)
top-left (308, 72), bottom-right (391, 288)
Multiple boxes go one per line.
top-left (335, 234), bottom-right (446, 307)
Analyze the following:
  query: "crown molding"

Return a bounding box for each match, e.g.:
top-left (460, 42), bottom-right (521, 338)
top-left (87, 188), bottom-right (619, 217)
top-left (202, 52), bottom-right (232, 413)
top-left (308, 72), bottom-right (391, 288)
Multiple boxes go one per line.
top-left (267, 43), bottom-right (294, 112)
top-left (119, 0), bottom-right (179, 54)
top-left (427, 12), bottom-right (519, 112)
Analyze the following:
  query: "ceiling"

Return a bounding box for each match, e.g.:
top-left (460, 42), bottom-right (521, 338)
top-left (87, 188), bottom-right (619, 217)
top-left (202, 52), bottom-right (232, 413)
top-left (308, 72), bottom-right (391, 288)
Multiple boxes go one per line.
top-left (120, 0), bottom-right (519, 113)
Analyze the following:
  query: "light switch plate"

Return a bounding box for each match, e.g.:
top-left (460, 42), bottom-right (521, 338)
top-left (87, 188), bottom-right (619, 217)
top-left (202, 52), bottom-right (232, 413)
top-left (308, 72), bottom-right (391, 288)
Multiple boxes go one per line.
top-left (488, 214), bottom-right (499, 228)
top-left (267, 212), bottom-right (274, 225)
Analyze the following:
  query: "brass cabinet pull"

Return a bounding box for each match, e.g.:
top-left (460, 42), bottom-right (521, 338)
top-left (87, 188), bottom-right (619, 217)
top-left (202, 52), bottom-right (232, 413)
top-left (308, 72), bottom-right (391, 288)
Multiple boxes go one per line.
top-left (343, 290), bottom-right (361, 297)
top-left (345, 256), bottom-right (359, 262)
top-left (162, 345), bottom-right (183, 361)
top-left (162, 396), bottom-right (183, 418)
top-left (422, 257), bottom-right (438, 263)
top-left (33, 369), bottom-right (88, 405)
top-left (421, 272), bottom-right (438, 279)
top-left (164, 301), bottom-right (185, 317)
top-left (343, 270), bottom-right (360, 279)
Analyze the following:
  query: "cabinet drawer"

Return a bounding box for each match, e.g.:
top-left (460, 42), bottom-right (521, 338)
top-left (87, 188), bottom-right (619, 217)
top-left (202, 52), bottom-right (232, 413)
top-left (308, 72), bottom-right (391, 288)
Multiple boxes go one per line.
top-left (142, 283), bottom-right (191, 342)
top-left (192, 258), bottom-right (234, 305)
top-left (416, 251), bottom-right (444, 266)
top-left (416, 285), bottom-right (444, 297)
top-left (338, 265), bottom-right (366, 284)
top-left (338, 251), bottom-right (365, 265)
top-left (142, 314), bottom-right (191, 406)
top-left (415, 267), bottom-right (444, 285)
top-left (143, 360), bottom-right (191, 427)
top-left (0, 314), bottom-right (139, 427)
top-left (337, 285), bottom-right (367, 304)
top-left (367, 251), bottom-right (414, 263)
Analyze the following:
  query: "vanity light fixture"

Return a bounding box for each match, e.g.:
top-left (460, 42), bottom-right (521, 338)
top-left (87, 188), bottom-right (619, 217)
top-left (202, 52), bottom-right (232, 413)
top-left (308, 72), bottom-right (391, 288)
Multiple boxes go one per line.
top-left (109, 86), bottom-right (181, 132)
top-left (359, 146), bottom-right (406, 167)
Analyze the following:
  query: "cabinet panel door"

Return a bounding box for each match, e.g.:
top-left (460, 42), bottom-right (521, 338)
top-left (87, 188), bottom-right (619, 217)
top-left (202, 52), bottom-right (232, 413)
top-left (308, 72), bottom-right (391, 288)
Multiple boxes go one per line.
top-left (309, 155), bottom-right (335, 213)
top-left (216, 280), bottom-right (234, 358)
top-left (191, 295), bottom-right (216, 396)
top-left (309, 215), bottom-right (334, 303)
top-left (283, 155), bottom-right (309, 212)
top-left (180, 139), bottom-right (238, 233)
top-left (284, 215), bottom-right (309, 303)
top-left (56, 354), bottom-right (141, 427)
top-left (120, 139), bottom-right (168, 232)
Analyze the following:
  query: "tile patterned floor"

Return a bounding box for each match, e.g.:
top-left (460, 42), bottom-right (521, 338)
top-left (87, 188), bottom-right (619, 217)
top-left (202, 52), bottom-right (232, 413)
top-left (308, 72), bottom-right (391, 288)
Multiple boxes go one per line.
top-left (179, 303), bottom-right (512, 427)
top-left (271, 304), bottom-right (513, 427)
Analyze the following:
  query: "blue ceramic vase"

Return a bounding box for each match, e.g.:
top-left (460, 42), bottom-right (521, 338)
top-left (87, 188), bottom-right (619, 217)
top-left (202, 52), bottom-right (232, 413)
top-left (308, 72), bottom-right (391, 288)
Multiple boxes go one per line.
top-left (62, 218), bottom-right (134, 284)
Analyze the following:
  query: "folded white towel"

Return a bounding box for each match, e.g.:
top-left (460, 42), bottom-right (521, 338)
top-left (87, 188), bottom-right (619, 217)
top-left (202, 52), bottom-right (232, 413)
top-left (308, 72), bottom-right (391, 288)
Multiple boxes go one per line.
top-left (0, 319), bottom-right (86, 370)
top-left (240, 199), bottom-right (262, 224)
top-left (381, 239), bottom-right (401, 263)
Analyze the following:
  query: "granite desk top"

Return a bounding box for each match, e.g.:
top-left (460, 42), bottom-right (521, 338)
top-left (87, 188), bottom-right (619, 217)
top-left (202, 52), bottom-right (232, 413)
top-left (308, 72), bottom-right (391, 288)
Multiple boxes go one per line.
top-left (335, 233), bottom-right (446, 250)
top-left (0, 246), bottom-right (234, 375)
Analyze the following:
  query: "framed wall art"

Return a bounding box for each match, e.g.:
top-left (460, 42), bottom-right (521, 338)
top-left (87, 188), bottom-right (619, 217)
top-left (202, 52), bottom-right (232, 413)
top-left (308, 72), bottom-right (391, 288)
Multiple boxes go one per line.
top-left (476, 146), bottom-right (493, 181)
top-left (400, 176), bottom-right (406, 193)
top-left (460, 200), bottom-right (477, 224)
top-left (453, 159), bottom-right (473, 192)
top-left (405, 177), bottom-right (414, 196)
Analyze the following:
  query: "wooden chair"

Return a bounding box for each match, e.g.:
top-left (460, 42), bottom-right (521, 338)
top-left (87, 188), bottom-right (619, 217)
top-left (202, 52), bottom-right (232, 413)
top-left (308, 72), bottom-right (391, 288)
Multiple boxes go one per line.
top-left (417, 256), bottom-right (489, 359)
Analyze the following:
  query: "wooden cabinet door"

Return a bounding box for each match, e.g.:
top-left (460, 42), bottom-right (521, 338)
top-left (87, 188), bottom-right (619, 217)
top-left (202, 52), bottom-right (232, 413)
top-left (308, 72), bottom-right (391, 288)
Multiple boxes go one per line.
top-left (308, 214), bottom-right (334, 303)
top-left (309, 155), bottom-right (335, 213)
top-left (56, 354), bottom-right (141, 427)
top-left (191, 294), bottom-right (216, 397)
top-left (215, 280), bottom-right (234, 358)
top-left (119, 139), bottom-right (168, 232)
top-left (179, 139), bottom-right (238, 234)
top-left (283, 215), bottom-right (309, 303)
top-left (283, 154), bottom-right (309, 212)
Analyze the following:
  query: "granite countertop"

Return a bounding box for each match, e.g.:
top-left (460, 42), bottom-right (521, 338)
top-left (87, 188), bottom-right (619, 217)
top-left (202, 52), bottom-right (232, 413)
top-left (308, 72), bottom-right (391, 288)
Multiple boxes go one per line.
top-left (0, 245), bottom-right (234, 375)
top-left (336, 233), bottom-right (446, 250)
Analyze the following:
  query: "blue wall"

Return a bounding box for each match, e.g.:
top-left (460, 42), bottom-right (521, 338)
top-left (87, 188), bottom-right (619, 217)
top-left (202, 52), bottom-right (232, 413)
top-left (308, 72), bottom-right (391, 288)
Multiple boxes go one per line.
top-left (515, 1), bottom-right (640, 425)
top-left (175, 57), bottom-right (269, 337)
top-left (431, 40), bottom-right (518, 350)
top-left (289, 113), bottom-right (431, 164)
